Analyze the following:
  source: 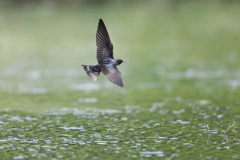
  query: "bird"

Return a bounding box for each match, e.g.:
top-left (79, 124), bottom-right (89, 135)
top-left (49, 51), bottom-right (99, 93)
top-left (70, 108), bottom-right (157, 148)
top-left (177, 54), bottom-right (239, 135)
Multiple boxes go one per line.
top-left (82, 19), bottom-right (124, 87)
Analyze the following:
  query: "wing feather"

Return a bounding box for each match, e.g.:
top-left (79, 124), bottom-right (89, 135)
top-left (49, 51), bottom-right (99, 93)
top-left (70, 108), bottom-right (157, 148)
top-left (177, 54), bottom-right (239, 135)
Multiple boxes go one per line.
top-left (96, 19), bottom-right (114, 63)
top-left (100, 64), bottom-right (123, 87)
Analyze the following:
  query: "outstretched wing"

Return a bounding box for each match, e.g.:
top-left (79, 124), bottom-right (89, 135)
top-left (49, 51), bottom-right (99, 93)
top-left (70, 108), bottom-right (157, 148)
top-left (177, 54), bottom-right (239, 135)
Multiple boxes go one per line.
top-left (100, 64), bottom-right (123, 87)
top-left (96, 19), bottom-right (114, 63)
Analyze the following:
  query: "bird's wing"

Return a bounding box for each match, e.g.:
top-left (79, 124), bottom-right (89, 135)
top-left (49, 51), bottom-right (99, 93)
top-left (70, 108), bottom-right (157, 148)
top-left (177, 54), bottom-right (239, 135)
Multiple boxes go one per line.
top-left (100, 64), bottom-right (123, 87)
top-left (82, 65), bottom-right (100, 82)
top-left (96, 19), bottom-right (114, 63)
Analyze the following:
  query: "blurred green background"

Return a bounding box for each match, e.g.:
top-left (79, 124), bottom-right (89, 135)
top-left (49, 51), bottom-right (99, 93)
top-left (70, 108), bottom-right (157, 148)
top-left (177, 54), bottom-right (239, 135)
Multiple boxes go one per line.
top-left (1, 1), bottom-right (240, 159)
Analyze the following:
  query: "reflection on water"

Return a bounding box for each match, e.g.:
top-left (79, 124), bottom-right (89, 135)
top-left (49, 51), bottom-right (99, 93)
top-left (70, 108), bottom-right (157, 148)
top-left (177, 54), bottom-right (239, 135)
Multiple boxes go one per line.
top-left (1, 64), bottom-right (240, 93)
top-left (0, 103), bottom-right (239, 159)
top-left (155, 67), bottom-right (240, 90)
top-left (0, 63), bottom-right (239, 159)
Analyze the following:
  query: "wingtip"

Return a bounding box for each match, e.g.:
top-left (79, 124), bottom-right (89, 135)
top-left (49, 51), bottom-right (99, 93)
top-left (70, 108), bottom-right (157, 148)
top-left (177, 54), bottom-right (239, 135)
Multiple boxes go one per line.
top-left (99, 19), bottom-right (103, 23)
top-left (115, 84), bottom-right (123, 87)
top-left (97, 19), bottom-right (104, 30)
top-left (118, 83), bottom-right (124, 87)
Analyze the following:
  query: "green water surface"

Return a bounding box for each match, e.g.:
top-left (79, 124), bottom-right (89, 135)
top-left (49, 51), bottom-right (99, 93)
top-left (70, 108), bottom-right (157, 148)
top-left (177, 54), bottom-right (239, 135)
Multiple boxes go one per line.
top-left (0, 2), bottom-right (240, 160)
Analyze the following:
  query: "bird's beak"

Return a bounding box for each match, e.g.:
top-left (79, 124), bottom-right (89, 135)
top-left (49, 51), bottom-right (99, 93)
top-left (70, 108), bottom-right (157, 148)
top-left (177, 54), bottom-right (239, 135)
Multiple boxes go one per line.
top-left (123, 61), bottom-right (125, 63)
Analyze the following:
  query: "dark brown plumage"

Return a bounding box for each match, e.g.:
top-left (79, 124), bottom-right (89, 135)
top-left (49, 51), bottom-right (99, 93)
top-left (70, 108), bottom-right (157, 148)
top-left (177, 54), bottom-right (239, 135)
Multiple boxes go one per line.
top-left (82, 19), bottom-right (124, 87)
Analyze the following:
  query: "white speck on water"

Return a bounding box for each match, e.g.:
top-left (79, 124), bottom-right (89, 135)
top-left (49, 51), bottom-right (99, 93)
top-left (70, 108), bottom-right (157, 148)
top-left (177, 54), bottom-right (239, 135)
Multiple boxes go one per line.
top-left (59, 126), bottom-right (85, 130)
top-left (152, 103), bottom-right (164, 108)
top-left (211, 131), bottom-right (218, 134)
top-left (167, 153), bottom-right (180, 159)
top-left (94, 141), bottom-right (108, 145)
top-left (183, 143), bottom-right (193, 146)
top-left (100, 109), bottom-right (123, 114)
top-left (128, 129), bottom-right (135, 131)
top-left (27, 140), bottom-right (39, 144)
top-left (13, 156), bottom-right (24, 159)
top-left (0, 121), bottom-right (9, 124)
top-left (169, 120), bottom-right (190, 124)
top-left (58, 107), bottom-right (123, 116)
top-left (78, 98), bottom-right (98, 103)
top-left (28, 148), bottom-right (38, 152)
top-left (140, 151), bottom-right (164, 157)
top-left (27, 70), bottom-right (41, 79)
top-left (69, 83), bottom-right (100, 91)
top-left (159, 109), bottom-right (169, 114)
top-left (0, 66), bottom-right (21, 77)
top-left (172, 109), bottom-right (185, 114)
top-left (204, 115), bottom-right (211, 119)
top-left (149, 103), bottom-right (166, 112)
top-left (174, 97), bottom-right (182, 101)
top-left (0, 139), bottom-right (7, 142)
top-left (24, 117), bottom-right (38, 121)
top-left (8, 116), bottom-right (22, 121)
top-left (228, 79), bottom-right (240, 89)
top-left (121, 117), bottom-right (128, 120)
top-left (44, 113), bottom-right (66, 116)
top-left (198, 100), bottom-right (210, 105)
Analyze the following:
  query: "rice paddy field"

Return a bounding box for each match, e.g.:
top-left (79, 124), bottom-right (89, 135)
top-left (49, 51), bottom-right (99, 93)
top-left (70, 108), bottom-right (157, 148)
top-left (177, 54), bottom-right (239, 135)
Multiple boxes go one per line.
top-left (0, 1), bottom-right (240, 159)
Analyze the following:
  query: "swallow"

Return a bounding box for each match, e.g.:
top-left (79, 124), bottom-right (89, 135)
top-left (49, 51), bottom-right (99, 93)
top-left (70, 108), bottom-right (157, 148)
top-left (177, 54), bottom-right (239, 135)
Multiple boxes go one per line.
top-left (82, 19), bottom-right (124, 87)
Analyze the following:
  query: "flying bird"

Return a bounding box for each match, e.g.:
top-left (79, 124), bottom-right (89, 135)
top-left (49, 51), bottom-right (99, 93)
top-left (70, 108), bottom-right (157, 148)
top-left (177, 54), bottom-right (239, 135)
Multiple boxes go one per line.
top-left (82, 19), bottom-right (124, 87)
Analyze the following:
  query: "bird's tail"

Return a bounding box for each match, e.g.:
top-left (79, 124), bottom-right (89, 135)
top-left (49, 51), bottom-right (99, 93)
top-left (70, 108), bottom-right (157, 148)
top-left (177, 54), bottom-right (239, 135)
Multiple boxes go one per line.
top-left (82, 65), bottom-right (101, 82)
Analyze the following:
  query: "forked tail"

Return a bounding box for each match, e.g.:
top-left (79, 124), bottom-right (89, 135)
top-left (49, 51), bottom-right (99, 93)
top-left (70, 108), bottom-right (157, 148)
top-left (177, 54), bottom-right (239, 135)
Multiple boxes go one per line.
top-left (82, 65), bottom-right (101, 82)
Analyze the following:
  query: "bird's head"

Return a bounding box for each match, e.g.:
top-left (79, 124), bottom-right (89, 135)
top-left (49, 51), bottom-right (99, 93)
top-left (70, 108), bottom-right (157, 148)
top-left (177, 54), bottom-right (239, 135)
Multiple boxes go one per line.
top-left (116, 59), bottom-right (125, 66)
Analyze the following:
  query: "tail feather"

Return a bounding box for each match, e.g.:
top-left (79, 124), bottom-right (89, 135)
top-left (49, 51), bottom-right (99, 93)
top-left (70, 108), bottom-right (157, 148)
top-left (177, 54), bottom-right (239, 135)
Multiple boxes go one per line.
top-left (82, 65), bottom-right (101, 82)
